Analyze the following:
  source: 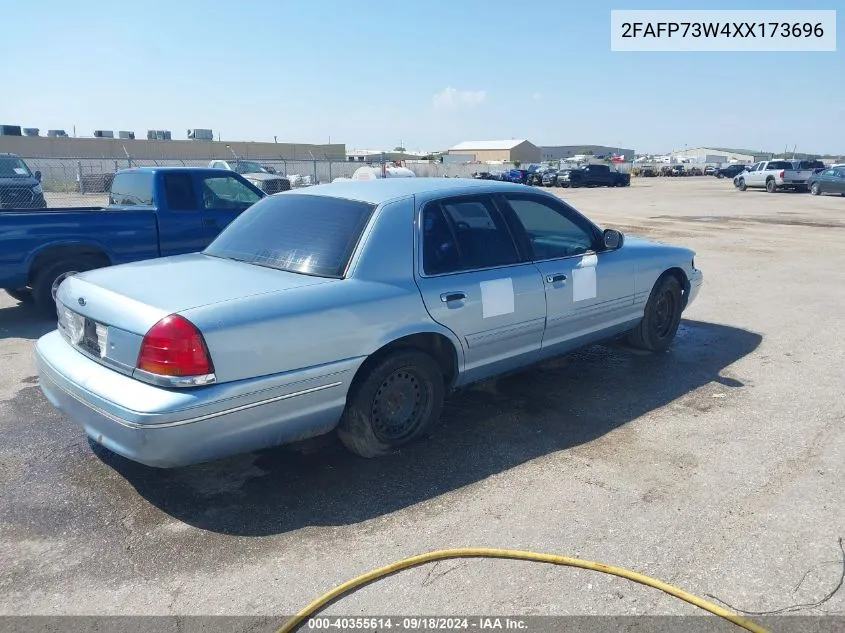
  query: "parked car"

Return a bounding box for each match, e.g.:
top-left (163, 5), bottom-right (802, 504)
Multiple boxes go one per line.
top-left (807, 166), bottom-right (845, 196)
top-left (540, 169), bottom-right (560, 186)
top-left (209, 159), bottom-right (291, 194)
top-left (558, 164), bottom-right (630, 188)
top-left (503, 168), bottom-right (530, 184)
top-left (0, 153), bottom-right (46, 209)
top-left (733, 160), bottom-right (815, 193)
top-left (0, 167), bottom-right (265, 315)
top-left (703, 166), bottom-right (717, 176)
top-left (36, 178), bottom-right (703, 468)
top-left (715, 164), bottom-right (748, 179)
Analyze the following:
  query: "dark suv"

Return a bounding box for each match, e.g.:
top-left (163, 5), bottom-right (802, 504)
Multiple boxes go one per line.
top-left (0, 153), bottom-right (47, 209)
top-left (715, 164), bottom-right (748, 179)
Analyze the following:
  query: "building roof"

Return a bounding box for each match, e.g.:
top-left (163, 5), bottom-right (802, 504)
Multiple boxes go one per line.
top-left (449, 139), bottom-right (529, 151)
top-left (291, 177), bottom-right (532, 205)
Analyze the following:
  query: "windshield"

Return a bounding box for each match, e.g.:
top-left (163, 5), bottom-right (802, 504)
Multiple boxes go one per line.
top-left (204, 193), bottom-right (376, 278)
top-left (0, 157), bottom-right (32, 178)
top-left (233, 161), bottom-right (267, 174)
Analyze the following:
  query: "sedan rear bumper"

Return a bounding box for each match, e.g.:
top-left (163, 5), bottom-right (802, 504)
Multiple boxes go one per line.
top-left (36, 330), bottom-right (355, 468)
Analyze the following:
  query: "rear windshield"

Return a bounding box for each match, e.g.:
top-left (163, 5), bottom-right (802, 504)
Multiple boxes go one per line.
top-left (795, 160), bottom-right (825, 170)
top-left (767, 161), bottom-right (792, 170)
top-left (109, 172), bottom-right (154, 206)
top-left (204, 193), bottom-right (376, 278)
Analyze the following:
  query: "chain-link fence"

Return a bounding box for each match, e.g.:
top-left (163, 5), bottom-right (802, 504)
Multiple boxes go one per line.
top-left (1, 155), bottom-right (525, 209)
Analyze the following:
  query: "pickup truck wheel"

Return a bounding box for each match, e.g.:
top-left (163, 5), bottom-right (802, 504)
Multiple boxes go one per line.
top-left (736, 178), bottom-right (747, 191)
top-left (338, 350), bottom-right (445, 458)
top-left (32, 259), bottom-right (100, 317)
top-left (810, 183), bottom-right (821, 195)
top-left (4, 288), bottom-right (33, 304)
top-left (765, 178), bottom-right (777, 193)
top-left (627, 275), bottom-right (683, 353)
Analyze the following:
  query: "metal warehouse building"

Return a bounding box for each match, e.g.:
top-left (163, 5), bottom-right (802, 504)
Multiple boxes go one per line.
top-left (540, 145), bottom-right (635, 161)
top-left (669, 147), bottom-right (772, 164)
top-left (447, 139), bottom-right (541, 163)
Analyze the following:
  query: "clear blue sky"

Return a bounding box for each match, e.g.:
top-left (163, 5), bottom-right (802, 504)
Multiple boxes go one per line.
top-left (1, 0), bottom-right (843, 154)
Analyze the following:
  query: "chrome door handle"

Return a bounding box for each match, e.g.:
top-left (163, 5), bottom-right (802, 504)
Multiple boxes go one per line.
top-left (546, 273), bottom-right (567, 283)
top-left (440, 292), bottom-right (466, 302)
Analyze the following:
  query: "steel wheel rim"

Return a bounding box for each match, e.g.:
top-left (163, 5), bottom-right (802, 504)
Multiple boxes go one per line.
top-left (653, 290), bottom-right (677, 339)
top-left (371, 368), bottom-right (431, 443)
top-left (51, 271), bottom-right (78, 301)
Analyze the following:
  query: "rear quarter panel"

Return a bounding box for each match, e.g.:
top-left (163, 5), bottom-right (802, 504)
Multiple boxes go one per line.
top-left (180, 195), bottom-right (463, 385)
top-left (0, 209), bottom-right (159, 288)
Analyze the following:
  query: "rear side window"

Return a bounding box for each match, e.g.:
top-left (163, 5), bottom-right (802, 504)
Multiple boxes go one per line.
top-left (162, 173), bottom-right (198, 211)
top-left (109, 172), bottom-right (154, 206)
top-left (422, 196), bottom-right (520, 275)
top-left (767, 161), bottom-right (791, 170)
top-left (204, 194), bottom-right (376, 278)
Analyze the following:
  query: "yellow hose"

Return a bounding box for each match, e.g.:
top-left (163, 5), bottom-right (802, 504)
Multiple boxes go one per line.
top-left (277, 548), bottom-right (770, 633)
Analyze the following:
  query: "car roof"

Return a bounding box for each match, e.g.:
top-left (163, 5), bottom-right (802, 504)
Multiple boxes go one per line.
top-left (117, 166), bottom-right (229, 175)
top-left (289, 177), bottom-right (538, 205)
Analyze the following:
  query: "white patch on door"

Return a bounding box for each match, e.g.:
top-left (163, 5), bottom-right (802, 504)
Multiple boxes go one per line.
top-left (480, 278), bottom-right (515, 318)
top-left (572, 254), bottom-right (598, 302)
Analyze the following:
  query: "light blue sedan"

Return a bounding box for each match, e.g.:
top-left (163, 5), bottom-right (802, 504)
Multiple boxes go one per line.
top-left (36, 178), bottom-right (703, 468)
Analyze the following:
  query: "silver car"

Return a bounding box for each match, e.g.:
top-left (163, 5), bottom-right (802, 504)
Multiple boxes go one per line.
top-left (36, 179), bottom-right (703, 468)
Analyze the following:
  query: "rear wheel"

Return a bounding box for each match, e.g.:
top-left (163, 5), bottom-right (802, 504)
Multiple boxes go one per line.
top-left (627, 275), bottom-right (684, 353)
top-left (32, 258), bottom-right (103, 317)
top-left (810, 182), bottom-right (822, 195)
top-left (765, 178), bottom-right (777, 193)
top-left (338, 350), bottom-right (445, 458)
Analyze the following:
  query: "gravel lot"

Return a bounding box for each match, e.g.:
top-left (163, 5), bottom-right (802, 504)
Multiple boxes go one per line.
top-left (1, 178), bottom-right (843, 622)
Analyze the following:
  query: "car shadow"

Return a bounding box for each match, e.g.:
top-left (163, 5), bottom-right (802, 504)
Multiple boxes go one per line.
top-left (0, 298), bottom-right (55, 340)
top-left (92, 319), bottom-right (761, 537)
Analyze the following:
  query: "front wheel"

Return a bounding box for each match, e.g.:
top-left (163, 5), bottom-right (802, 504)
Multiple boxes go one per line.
top-left (338, 350), bottom-right (445, 458)
top-left (627, 275), bottom-right (684, 353)
top-left (810, 182), bottom-right (821, 195)
top-left (736, 178), bottom-right (747, 191)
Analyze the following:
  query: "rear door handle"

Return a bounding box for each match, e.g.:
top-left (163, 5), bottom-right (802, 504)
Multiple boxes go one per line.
top-left (440, 291), bottom-right (466, 302)
top-left (546, 273), bottom-right (567, 283)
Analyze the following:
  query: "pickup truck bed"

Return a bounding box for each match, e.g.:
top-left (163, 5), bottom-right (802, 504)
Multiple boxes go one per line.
top-left (0, 167), bottom-right (265, 315)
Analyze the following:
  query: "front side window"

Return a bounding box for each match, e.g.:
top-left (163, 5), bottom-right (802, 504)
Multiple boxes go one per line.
top-left (204, 194), bottom-right (375, 278)
top-left (422, 196), bottom-right (520, 275)
top-left (503, 195), bottom-right (596, 260)
top-left (200, 175), bottom-right (262, 209)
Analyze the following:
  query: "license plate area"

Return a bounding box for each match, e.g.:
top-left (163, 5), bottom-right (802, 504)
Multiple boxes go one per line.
top-left (62, 307), bottom-right (108, 358)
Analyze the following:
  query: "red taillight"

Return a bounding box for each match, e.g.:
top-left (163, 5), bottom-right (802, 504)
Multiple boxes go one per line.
top-left (779, 170), bottom-right (785, 178)
top-left (137, 315), bottom-right (213, 377)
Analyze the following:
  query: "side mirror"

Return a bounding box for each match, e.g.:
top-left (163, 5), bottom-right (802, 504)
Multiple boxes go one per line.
top-left (34, 170), bottom-right (42, 182)
top-left (603, 228), bottom-right (624, 250)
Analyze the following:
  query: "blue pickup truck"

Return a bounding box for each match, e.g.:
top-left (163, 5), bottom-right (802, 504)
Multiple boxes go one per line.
top-left (0, 167), bottom-right (265, 315)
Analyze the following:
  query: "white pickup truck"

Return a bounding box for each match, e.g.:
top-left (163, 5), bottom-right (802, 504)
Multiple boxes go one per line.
top-left (733, 160), bottom-right (814, 193)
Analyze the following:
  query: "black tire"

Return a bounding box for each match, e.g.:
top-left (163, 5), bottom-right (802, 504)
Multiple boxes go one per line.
top-left (32, 258), bottom-right (102, 317)
top-left (736, 177), bottom-right (747, 191)
top-left (569, 179), bottom-right (580, 188)
top-left (810, 182), bottom-right (821, 196)
top-left (765, 178), bottom-right (777, 193)
top-left (337, 349), bottom-right (445, 458)
top-left (717, 173), bottom-right (724, 179)
top-left (4, 288), bottom-right (33, 304)
top-left (627, 275), bottom-right (684, 353)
